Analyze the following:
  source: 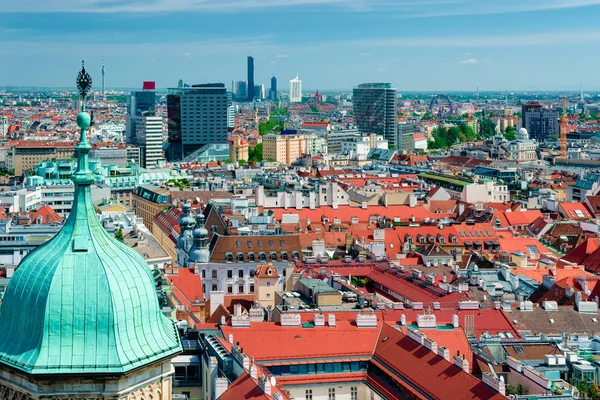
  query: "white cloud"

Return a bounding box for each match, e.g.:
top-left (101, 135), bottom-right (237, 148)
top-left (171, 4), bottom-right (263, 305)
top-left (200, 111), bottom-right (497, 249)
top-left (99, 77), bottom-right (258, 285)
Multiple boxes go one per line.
top-left (359, 52), bottom-right (371, 56)
top-left (459, 58), bottom-right (478, 64)
top-left (353, 29), bottom-right (600, 48)
top-left (466, 52), bottom-right (473, 56)
top-left (275, 54), bottom-right (288, 58)
top-left (182, 52), bottom-right (192, 57)
top-left (3, 0), bottom-right (600, 13)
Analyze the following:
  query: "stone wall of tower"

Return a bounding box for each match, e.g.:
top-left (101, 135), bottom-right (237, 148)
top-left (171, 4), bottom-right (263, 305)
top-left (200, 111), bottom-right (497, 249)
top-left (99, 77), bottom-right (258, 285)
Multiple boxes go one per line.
top-left (0, 359), bottom-right (174, 400)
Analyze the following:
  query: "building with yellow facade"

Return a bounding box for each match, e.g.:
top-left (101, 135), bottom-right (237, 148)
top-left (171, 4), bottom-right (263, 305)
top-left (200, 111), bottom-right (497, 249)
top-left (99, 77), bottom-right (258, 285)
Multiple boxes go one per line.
top-left (229, 136), bottom-right (249, 163)
top-left (262, 132), bottom-right (306, 165)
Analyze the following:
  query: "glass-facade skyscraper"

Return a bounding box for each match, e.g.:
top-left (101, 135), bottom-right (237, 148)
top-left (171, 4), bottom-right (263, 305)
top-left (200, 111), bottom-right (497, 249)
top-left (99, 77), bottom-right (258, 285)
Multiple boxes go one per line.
top-left (270, 76), bottom-right (278, 100)
top-left (167, 83), bottom-right (229, 161)
top-left (353, 82), bottom-right (397, 146)
top-left (247, 56), bottom-right (255, 101)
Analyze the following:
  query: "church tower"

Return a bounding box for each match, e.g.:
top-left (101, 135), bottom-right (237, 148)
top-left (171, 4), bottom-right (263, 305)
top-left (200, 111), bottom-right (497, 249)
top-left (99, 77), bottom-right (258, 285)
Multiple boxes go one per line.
top-left (0, 62), bottom-right (181, 399)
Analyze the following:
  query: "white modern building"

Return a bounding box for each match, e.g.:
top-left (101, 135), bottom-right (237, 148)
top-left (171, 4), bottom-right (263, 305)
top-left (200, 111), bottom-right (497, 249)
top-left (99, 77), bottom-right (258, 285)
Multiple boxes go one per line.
top-left (1, 116), bottom-right (8, 137)
top-left (289, 75), bottom-right (302, 103)
top-left (133, 115), bottom-right (165, 169)
top-left (304, 134), bottom-right (328, 155)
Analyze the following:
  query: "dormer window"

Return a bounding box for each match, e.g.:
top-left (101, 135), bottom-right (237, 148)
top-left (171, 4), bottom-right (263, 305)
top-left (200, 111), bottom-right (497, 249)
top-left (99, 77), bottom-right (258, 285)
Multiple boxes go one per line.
top-left (406, 236), bottom-right (413, 244)
top-left (419, 236), bottom-right (425, 244)
top-left (439, 237), bottom-right (445, 244)
top-left (267, 268), bottom-right (272, 275)
top-left (428, 236), bottom-right (435, 243)
top-left (452, 236), bottom-right (458, 244)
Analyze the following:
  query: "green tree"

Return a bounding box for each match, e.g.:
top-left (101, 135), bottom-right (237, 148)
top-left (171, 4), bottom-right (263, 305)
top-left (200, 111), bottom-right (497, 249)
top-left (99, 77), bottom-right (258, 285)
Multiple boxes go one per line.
top-left (248, 143), bottom-right (263, 162)
top-left (503, 126), bottom-right (517, 141)
top-left (479, 119), bottom-right (497, 137)
top-left (258, 118), bottom-right (279, 135)
top-left (116, 228), bottom-right (124, 241)
top-left (309, 105), bottom-right (318, 113)
top-left (458, 123), bottom-right (477, 140)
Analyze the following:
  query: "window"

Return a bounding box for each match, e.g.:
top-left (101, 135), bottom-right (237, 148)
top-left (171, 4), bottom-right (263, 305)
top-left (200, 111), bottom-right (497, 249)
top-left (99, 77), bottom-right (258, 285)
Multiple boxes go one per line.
top-left (351, 387), bottom-right (358, 400)
top-left (407, 236), bottom-right (413, 244)
top-left (236, 240), bottom-right (241, 248)
top-left (212, 270), bottom-right (217, 278)
top-left (250, 284), bottom-right (254, 293)
top-left (280, 240), bottom-right (285, 247)
top-left (328, 388), bottom-right (335, 400)
top-left (258, 240), bottom-right (263, 248)
top-left (212, 284), bottom-right (217, 291)
top-left (227, 270), bottom-right (233, 278)
top-left (238, 285), bottom-right (244, 293)
top-left (201, 270), bottom-right (206, 278)
top-left (267, 281), bottom-right (271, 286)
top-left (247, 241), bottom-right (252, 248)
top-left (227, 285), bottom-right (233, 293)
top-left (237, 253), bottom-right (244, 262)
top-left (419, 236), bottom-right (425, 244)
top-left (305, 390), bottom-right (313, 400)
top-left (238, 270), bottom-right (244, 278)
top-left (269, 240), bottom-right (274, 248)
top-left (202, 284), bottom-right (205, 294)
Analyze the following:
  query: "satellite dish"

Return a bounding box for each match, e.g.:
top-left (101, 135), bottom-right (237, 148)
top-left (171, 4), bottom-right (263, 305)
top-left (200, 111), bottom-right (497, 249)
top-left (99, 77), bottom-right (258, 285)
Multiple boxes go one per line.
top-left (270, 376), bottom-right (277, 387)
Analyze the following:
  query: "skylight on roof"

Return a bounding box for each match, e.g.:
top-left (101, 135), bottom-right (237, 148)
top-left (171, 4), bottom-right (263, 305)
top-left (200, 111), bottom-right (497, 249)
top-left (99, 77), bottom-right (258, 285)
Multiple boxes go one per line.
top-left (526, 245), bottom-right (539, 255)
top-left (575, 209), bottom-right (586, 218)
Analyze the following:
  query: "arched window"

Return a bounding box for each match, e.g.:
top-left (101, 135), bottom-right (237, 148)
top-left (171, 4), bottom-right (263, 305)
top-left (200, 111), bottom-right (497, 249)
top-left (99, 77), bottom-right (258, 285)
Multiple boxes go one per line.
top-left (259, 252), bottom-right (267, 261)
top-left (281, 252), bottom-right (289, 261)
top-left (237, 253), bottom-right (244, 262)
top-left (270, 253), bottom-right (277, 261)
top-left (226, 253), bottom-right (233, 262)
top-left (248, 253), bottom-right (256, 262)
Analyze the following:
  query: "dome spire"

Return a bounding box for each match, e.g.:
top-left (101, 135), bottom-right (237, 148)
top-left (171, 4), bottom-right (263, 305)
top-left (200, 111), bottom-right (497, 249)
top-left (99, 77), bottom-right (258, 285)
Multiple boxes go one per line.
top-left (73, 61), bottom-right (94, 185)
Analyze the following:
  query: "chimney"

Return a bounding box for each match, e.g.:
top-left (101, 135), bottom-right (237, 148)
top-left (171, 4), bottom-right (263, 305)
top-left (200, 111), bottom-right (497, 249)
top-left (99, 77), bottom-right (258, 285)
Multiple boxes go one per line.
top-left (215, 377), bottom-right (229, 399)
top-left (220, 315), bottom-right (226, 325)
top-left (228, 333), bottom-right (234, 344)
top-left (452, 314), bottom-right (459, 328)
top-left (250, 363), bottom-right (258, 379)
top-left (234, 303), bottom-right (242, 317)
top-left (438, 346), bottom-right (450, 362)
top-left (400, 314), bottom-right (406, 326)
top-left (328, 314), bottom-right (336, 327)
top-left (454, 353), bottom-right (470, 372)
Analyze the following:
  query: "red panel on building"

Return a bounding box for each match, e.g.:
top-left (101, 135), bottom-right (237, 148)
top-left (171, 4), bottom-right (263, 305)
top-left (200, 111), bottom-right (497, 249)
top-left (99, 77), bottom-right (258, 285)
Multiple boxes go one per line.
top-left (143, 81), bottom-right (156, 90)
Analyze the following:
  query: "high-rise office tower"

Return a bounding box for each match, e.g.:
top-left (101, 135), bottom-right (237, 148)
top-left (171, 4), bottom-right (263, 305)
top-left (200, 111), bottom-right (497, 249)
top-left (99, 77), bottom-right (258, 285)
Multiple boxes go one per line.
top-left (353, 83), bottom-right (397, 146)
top-left (247, 56), bottom-right (255, 101)
top-left (522, 101), bottom-right (559, 142)
top-left (126, 81), bottom-right (157, 145)
top-left (133, 115), bottom-right (165, 169)
top-left (254, 84), bottom-right (265, 100)
top-left (166, 83), bottom-right (229, 160)
top-left (289, 75), bottom-right (302, 103)
top-left (270, 76), bottom-right (278, 100)
top-left (233, 81), bottom-right (248, 101)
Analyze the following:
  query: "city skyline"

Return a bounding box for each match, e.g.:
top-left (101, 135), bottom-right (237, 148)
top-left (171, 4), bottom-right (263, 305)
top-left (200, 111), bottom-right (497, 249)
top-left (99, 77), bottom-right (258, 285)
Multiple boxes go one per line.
top-left (1, 1), bottom-right (600, 90)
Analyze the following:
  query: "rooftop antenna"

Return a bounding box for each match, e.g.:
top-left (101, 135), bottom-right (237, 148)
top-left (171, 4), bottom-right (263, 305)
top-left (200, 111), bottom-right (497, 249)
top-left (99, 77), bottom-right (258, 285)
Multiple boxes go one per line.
top-left (580, 82), bottom-right (584, 103)
top-left (505, 90), bottom-right (508, 110)
top-left (476, 86), bottom-right (479, 101)
top-left (101, 58), bottom-right (106, 102)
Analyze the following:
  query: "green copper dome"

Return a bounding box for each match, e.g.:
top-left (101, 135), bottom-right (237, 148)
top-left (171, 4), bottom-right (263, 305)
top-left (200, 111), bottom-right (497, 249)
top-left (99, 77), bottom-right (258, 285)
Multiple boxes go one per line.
top-left (0, 64), bottom-right (181, 375)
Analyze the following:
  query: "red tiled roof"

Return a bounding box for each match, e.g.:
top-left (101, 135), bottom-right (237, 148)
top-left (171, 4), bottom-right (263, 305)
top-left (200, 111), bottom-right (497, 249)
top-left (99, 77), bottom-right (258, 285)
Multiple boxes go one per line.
top-left (367, 267), bottom-right (463, 306)
top-left (503, 210), bottom-right (543, 226)
top-left (559, 202), bottom-right (594, 220)
top-left (271, 205), bottom-right (435, 224)
top-left (221, 321), bottom-right (381, 361)
top-left (563, 238), bottom-right (599, 265)
top-left (373, 324), bottom-right (506, 400)
top-left (169, 268), bottom-right (204, 310)
top-left (219, 372), bottom-right (270, 400)
top-left (29, 204), bottom-right (63, 224)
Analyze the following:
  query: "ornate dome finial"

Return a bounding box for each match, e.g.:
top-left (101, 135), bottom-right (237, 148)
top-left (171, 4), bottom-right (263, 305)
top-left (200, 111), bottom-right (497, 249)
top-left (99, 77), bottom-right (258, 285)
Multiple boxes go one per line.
top-left (76, 59), bottom-right (92, 103)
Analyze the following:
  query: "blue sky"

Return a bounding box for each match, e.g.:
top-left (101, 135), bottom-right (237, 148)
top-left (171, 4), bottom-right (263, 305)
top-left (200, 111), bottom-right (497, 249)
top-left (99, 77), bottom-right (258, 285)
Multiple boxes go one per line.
top-left (1, 0), bottom-right (600, 91)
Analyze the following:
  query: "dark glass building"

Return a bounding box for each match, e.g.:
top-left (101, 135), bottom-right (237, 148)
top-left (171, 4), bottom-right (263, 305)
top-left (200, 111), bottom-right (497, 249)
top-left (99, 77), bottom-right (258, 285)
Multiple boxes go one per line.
top-left (353, 83), bottom-right (397, 146)
top-left (522, 101), bottom-right (559, 142)
top-left (166, 84), bottom-right (229, 161)
top-left (270, 76), bottom-right (278, 100)
top-left (247, 56), bottom-right (255, 101)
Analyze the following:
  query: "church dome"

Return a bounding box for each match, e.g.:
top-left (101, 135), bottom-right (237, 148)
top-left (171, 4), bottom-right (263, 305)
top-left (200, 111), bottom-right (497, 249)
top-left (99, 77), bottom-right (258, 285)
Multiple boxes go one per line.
top-left (0, 66), bottom-right (181, 375)
top-left (518, 128), bottom-right (529, 140)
